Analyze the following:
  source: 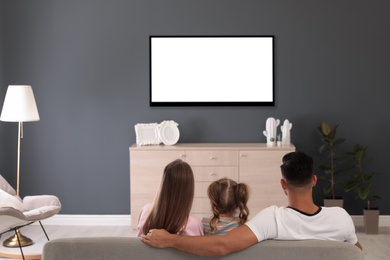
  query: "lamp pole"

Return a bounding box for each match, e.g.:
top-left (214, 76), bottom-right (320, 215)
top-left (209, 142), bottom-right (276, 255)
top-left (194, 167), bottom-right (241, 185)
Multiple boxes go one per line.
top-left (16, 121), bottom-right (22, 196)
top-left (1, 85), bottom-right (40, 248)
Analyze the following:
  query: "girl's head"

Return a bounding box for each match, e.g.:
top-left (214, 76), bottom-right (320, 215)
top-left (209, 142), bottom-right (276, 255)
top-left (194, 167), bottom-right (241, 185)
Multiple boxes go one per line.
top-left (208, 178), bottom-right (250, 230)
top-left (143, 159), bottom-right (195, 235)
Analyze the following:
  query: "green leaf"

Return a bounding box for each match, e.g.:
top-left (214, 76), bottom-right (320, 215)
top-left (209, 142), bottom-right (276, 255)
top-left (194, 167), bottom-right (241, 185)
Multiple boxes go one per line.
top-left (358, 188), bottom-right (370, 200)
top-left (333, 138), bottom-right (346, 146)
top-left (355, 150), bottom-right (364, 161)
top-left (344, 182), bottom-right (358, 192)
top-left (318, 144), bottom-right (327, 154)
top-left (320, 122), bottom-right (331, 136)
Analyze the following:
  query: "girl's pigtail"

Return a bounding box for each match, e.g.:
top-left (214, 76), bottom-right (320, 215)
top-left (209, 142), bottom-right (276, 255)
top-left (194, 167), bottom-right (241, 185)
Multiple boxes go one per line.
top-left (235, 183), bottom-right (250, 224)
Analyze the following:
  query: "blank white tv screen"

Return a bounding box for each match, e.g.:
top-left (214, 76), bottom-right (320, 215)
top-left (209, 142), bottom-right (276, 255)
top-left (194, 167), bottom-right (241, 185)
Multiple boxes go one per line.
top-left (150, 36), bottom-right (274, 106)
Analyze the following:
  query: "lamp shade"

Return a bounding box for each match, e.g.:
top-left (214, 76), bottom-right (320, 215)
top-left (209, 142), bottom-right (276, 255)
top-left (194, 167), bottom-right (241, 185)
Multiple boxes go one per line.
top-left (0, 85), bottom-right (40, 122)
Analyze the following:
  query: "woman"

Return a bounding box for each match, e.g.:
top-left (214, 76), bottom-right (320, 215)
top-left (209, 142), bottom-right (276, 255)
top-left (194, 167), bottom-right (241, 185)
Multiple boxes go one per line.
top-left (136, 159), bottom-right (203, 236)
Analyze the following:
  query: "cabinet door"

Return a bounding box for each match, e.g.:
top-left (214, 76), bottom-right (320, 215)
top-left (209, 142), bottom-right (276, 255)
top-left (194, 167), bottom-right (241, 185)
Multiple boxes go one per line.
top-left (239, 150), bottom-right (292, 219)
top-left (130, 150), bottom-right (185, 227)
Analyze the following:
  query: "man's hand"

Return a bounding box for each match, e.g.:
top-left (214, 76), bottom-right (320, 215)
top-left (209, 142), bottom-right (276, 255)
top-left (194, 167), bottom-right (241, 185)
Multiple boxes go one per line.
top-left (140, 229), bottom-right (173, 248)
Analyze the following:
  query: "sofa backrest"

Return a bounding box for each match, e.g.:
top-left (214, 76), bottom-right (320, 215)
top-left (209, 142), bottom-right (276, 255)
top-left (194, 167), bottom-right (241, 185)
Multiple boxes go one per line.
top-left (42, 237), bottom-right (364, 260)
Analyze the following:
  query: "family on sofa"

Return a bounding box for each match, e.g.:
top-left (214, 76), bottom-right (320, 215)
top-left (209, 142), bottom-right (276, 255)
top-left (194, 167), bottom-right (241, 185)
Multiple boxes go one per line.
top-left (139, 151), bottom-right (362, 256)
top-left (42, 151), bottom-right (364, 260)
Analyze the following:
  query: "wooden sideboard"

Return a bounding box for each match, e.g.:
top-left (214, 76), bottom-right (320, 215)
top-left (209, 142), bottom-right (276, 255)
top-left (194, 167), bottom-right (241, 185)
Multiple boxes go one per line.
top-left (129, 143), bottom-right (295, 228)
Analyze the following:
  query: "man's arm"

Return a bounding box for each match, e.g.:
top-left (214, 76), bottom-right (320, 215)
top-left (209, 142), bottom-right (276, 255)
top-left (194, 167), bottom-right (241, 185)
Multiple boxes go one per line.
top-left (140, 224), bottom-right (258, 256)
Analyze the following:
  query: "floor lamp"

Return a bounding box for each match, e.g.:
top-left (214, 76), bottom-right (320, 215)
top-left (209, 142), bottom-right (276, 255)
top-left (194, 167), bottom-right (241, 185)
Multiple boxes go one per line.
top-left (0, 85), bottom-right (40, 247)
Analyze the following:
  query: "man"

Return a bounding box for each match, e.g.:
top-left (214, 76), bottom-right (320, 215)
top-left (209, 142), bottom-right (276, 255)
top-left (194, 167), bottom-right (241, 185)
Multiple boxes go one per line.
top-left (141, 151), bottom-right (362, 256)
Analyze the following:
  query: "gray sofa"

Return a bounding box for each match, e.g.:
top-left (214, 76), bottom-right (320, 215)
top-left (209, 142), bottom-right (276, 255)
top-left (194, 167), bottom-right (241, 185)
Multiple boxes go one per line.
top-left (42, 237), bottom-right (364, 260)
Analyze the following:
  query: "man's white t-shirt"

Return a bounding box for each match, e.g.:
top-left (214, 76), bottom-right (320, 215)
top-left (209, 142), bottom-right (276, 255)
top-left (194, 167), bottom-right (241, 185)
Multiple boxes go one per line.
top-left (245, 205), bottom-right (358, 244)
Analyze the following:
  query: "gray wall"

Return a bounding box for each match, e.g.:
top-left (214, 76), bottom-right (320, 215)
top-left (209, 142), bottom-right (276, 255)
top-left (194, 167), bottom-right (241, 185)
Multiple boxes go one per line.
top-left (0, 2), bottom-right (3, 96)
top-left (0, 0), bottom-right (389, 215)
top-left (0, 1), bottom-right (12, 173)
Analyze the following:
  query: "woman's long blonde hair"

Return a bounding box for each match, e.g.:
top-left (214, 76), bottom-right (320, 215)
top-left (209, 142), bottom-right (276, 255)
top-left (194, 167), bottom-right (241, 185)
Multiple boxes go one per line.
top-left (142, 159), bottom-right (195, 235)
top-left (207, 178), bottom-right (250, 231)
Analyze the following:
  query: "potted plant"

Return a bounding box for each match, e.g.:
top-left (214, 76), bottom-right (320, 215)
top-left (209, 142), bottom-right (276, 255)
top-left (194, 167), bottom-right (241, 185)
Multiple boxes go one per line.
top-left (317, 121), bottom-right (346, 207)
top-left (344, 144), bottom-right (380, 234)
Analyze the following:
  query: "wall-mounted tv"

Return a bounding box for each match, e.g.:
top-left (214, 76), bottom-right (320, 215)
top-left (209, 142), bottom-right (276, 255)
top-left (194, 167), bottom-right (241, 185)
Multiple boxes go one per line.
top-left (150, 35), bottom-right (274, 106)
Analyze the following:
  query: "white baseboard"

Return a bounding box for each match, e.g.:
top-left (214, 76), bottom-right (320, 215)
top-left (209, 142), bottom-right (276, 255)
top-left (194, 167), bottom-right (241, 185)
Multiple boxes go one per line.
top-left (352, 215), bottom-right (390, 227)
top-left (35, 214), bottom-right (390, 227)
top-left (35, 214), bottom-right (131, 226)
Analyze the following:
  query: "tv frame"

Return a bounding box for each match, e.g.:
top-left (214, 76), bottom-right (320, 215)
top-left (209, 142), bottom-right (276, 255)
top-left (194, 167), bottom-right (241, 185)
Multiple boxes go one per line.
top-left (149, 35), bottom-right (275, 107)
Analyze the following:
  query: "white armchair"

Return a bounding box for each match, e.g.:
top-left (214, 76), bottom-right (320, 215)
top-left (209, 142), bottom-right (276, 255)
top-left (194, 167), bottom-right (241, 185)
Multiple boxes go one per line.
top-left (0, 175), bottom-right (61, 259)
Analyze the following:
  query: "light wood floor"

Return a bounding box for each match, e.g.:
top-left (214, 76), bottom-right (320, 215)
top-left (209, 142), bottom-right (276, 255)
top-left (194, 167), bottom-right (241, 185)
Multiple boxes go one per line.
top-left (0, 225), bottom-right (389, 259)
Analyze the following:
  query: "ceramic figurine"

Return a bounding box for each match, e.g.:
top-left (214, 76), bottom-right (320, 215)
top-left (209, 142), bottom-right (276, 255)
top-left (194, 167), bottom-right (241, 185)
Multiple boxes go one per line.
top-left (281, 119), bottom-right (292, 145)
top-left (263, 117), bottom-right (280, 145)
top-left (277, 133), bottom-right (282, 146)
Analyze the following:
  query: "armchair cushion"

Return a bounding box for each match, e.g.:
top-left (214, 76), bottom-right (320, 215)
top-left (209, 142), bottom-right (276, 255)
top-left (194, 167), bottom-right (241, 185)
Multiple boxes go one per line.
top-left (0, 174), bottom-right (17, 196)
top-left (23, 195), bottom-right (62, 220)
top-left (0, 188), bottom-right (24, 211)
top-left (23, 195), bottom-right (61, 211)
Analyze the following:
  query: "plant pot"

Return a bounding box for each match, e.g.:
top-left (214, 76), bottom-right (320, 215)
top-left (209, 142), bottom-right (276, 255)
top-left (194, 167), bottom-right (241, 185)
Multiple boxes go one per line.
top-left (323, 198), bottom-right (343, 208)
top-left (364, 208), bottom-right (379, 234)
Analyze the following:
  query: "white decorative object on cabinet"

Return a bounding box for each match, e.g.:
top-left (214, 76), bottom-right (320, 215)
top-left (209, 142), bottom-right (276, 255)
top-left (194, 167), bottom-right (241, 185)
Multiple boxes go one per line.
top-left (129, 143), bottom-right (295, 228)
top-left (158, 120), bottom-right (180, 145)
top-left (263, 117), bottom-right (280, 145)
top-left (281, 119), bottom-right (292, 146)
top-left (134, 123), bottom-right (161, 146)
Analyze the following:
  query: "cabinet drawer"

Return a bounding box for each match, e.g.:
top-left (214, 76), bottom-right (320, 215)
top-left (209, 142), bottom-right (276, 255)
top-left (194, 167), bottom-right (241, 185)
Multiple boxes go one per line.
top-left (130, 150), bottom-right (186, 170)
top-left (195, 182), bottom-right (209, 198)
top-left (192, 166), bottom-right (238, 182)
top-left (192, 197), bottom-right (211, 214)
top-left (186, 151), bottom-right (238, 166)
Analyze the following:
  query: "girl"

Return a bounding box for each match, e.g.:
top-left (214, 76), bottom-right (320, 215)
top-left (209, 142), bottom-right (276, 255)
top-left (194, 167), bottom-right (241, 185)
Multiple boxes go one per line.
top-left (202, 178), bottom-right (250, 236)
top-left (137, 159), bottom-right (203, 237)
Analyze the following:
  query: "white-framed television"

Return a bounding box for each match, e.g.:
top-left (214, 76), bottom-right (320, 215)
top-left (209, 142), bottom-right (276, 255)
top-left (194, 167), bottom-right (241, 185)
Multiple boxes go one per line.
top-left (150, 35), bottom-right (275, 106)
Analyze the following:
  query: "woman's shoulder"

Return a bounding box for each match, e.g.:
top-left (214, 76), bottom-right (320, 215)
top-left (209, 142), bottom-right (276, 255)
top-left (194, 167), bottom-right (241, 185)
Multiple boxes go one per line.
top-left (141, 203), bottom-right (152, 211)
top-left (138, 204), bottom-right (152, 218)
top-left (188, 215), bottom-right (203, 225)
top-left (136, 204), bottom-right (153, 237)
top-left (181, 215), bottom-right (204, 236)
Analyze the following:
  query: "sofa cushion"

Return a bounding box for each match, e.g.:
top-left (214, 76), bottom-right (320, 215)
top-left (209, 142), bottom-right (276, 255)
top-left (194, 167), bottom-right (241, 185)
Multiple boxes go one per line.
top-left (42, 237), bottom-right (364, 260)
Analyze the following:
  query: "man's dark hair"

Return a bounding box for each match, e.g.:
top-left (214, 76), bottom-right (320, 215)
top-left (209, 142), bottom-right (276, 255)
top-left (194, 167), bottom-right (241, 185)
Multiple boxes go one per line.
top-left (280, 151), bottom-right (314, 187)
